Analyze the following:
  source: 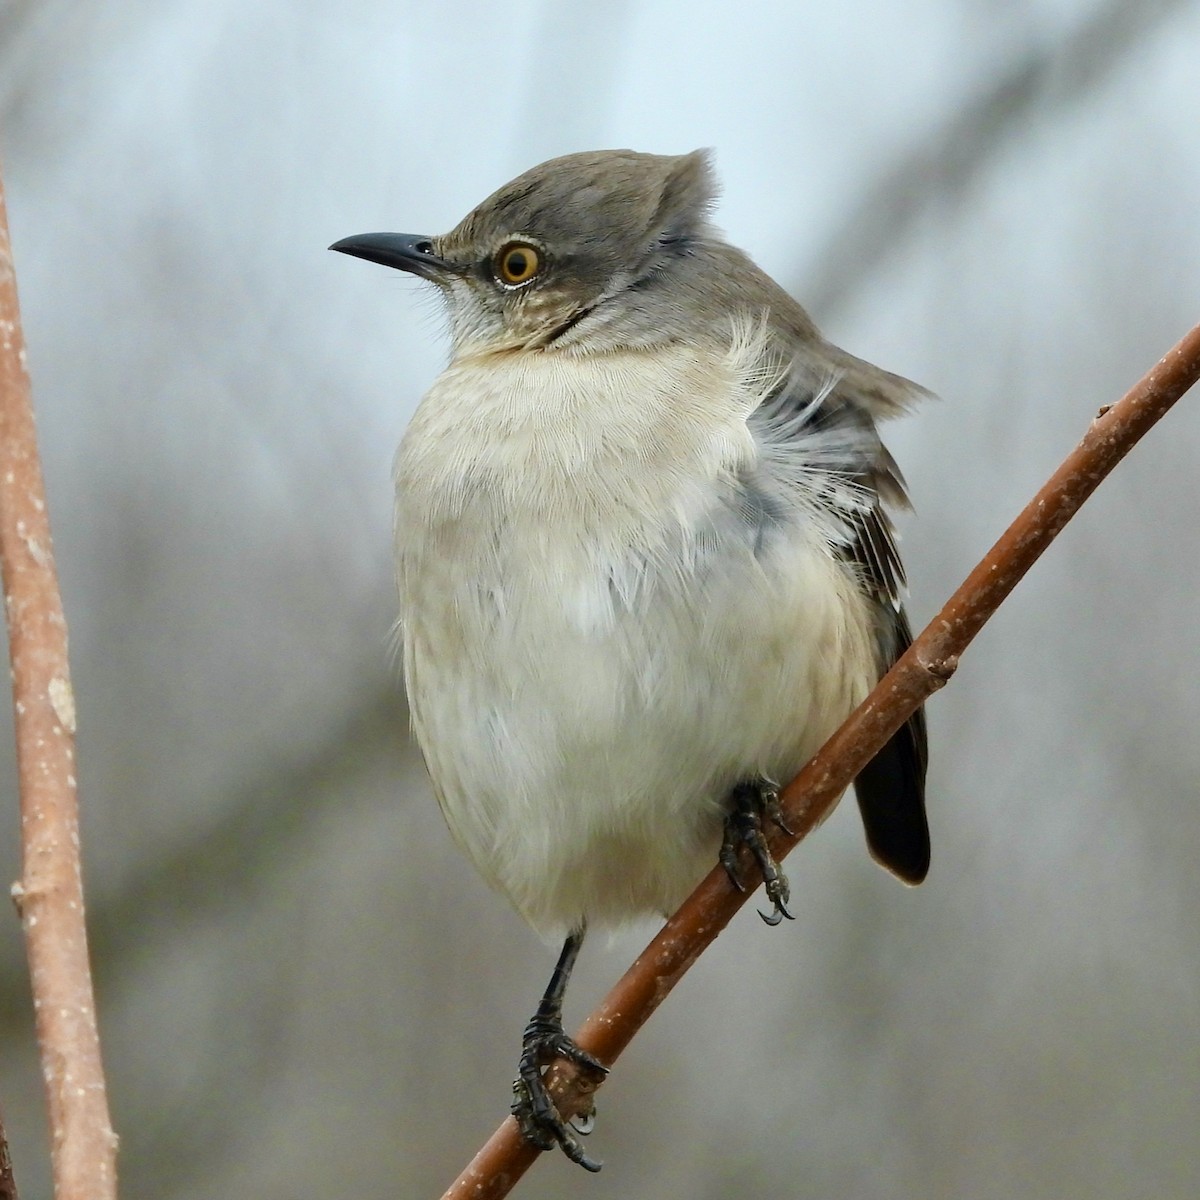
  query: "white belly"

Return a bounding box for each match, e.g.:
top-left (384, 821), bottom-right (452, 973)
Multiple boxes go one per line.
top-left (394, 339), bottom-right (877, 935)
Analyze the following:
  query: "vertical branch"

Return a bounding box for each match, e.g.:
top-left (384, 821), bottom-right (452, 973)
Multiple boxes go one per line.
top-left (0, 171), bottom-right (118, 1196)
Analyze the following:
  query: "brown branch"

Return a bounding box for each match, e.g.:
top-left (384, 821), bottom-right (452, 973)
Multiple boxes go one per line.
top-left (0, 173), bottom-right (118, 1195)
top-left (441, 317), bottom-right (1200, 1199)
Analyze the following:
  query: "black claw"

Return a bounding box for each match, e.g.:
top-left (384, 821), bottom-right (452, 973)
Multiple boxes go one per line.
top-left (722, 779), bottom-right (794, 923)
top-left (719, 829), bottom-right (747, 891)
top-left (512, 1019), bottom-right (607, 1172)
top-left (758, 892), bottom-right (794, 925)
top-left (511, 931), bottom-right (608, 1171)
top-left (512, 1074), bottom-right (602, 1170)
top-left (762, 787), bottom-right (795, 837)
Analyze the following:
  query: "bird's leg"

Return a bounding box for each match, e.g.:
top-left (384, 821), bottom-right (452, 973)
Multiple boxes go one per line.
top-left (721, 778), bottom-right (795, 926)
top-left (511, 927), bottom-right (609, 1172)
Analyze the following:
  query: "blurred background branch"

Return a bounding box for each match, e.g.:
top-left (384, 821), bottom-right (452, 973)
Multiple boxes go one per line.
top-left (803, 0), bottom-right (1191, 314)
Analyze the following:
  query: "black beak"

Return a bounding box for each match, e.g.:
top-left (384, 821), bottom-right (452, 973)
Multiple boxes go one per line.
top-left (328, 232), bottom-right (451, 279)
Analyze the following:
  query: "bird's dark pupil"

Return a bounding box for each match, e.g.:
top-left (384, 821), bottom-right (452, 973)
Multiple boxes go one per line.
top-left (507, 251), bottom-right (527, 276)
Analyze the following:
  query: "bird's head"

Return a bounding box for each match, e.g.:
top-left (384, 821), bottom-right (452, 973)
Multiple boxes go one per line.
top-left (331, 149), bottom-right (719, 356)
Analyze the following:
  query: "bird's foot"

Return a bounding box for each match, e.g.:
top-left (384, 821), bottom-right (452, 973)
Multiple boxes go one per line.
top-left (720, 778), bottom-right (795, 925)
top-left (511, 1010), bottom-right (608, 1172)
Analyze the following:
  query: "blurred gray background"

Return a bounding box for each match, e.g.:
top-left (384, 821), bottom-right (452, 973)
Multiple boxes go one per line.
top-left (2, 1), bottom-right (1199, 1197)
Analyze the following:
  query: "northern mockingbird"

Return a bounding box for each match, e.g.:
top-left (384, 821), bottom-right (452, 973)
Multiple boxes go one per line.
top-left (332, 148), bottom-right (930, 1171)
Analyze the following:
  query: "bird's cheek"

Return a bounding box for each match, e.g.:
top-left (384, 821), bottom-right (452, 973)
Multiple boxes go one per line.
top-left (446, 295), bottom-right (507, 355)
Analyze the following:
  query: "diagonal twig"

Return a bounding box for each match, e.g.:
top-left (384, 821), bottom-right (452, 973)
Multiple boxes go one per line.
top-left (0, 171), bottom-right (118, 1197)
top-left (440, 316), bottom-right (1200, 1199)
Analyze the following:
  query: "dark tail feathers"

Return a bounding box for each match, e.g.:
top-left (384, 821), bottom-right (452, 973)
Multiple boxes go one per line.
top-left (853, 612), bottom-right (930, 884)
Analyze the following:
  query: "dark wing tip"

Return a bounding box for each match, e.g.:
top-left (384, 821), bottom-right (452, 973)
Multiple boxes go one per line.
top-left (854, 705), bottom-right (930, 886)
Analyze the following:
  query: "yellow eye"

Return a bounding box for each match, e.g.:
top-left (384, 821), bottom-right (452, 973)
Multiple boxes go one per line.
top-left (495, 242), bottom-right (541, 286)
